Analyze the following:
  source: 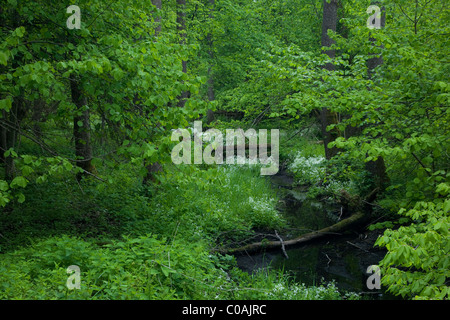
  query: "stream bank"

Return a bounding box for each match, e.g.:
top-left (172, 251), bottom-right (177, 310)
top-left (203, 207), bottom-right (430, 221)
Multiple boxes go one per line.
top-left (235, 170), bottom-right (399, 299)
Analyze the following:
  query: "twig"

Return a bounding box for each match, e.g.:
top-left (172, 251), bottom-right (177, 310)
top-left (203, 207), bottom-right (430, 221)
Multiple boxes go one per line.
top-left (251, 105), bottom-right (271, 127)
top-left (274, 230), bottom-right (289, 259)
top-left (323, 253), bottom-right (332, 267)
top-left (338, 206), bottom-right (343, 220)
top-left (346, 241), bottom-right (369, 253)
top-left (411, 152), bottom-right (432, 177)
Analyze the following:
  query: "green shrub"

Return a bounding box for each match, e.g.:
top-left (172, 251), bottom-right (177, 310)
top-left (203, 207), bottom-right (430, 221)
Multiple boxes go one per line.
top-left (0, 235), bottom-right (229, 299)
top-left (0, 235), bottom-right (359, 300)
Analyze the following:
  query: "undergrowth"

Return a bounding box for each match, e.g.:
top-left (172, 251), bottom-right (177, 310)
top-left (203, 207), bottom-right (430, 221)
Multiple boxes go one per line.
top-left (0, 160), bottom-right (358, 300)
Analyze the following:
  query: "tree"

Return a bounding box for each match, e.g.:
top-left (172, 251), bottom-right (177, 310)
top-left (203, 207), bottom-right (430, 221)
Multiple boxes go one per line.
top-left (364, 2), bottom-right (389, 192)
top-left (0, 0), bottom-right (202, 206)
top-left (143, 0), bottom-right (164, 185)
top-left (71, 78), bottom-right (93, 177)
top-left (320, 0), bottom-right (339, 160)
top-left (177, 0), bottom-right (189, 108)
top-left (327, 0), bottom-right (450, 299)
top-left (206, 0), bottom-right (216, 124)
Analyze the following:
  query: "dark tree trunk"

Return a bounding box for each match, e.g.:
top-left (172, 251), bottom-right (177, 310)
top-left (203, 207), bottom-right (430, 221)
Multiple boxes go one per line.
top-left (0, 95), bottom-right (26, 181)
top-left (206, 0), bottom-right (215, 124)
top-left (144, 0), bottom-right (164, 185)
top-left (0, 7), bottom-right (25, 181)
top-left (177, 0), bottom-right (189, 108)
top-left (365, 3), bottom-right (389, 192)
top-left (31, 99), bottom-right (45, 141)
top-left (321, 0), bottom-right (337, 69)
top-left (1, 110), bottom-right (16, 181)
top-left (367, 2), bottom-right (386, 78)
top-left (70, 79), bottom-right (93, 177)
top-left (320, 0), bottom-right (339, 160)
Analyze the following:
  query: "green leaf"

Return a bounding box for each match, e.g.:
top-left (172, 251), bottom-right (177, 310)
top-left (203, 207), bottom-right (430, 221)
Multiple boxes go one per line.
top-left (10, 176), bottom-right (27, 188)
top-left (443, 200), bottom-right (450, 214)
top-left (0, 98), bottom-right (12, 112)
top-left (63, 161), bottom-right (73, 171)
top-left (0, 51), bottom-right (8, 66)
top-left (17, 193), bottom-right (25, 203)
top-left (15, 26), bottom-right (25, 37)
top-left (36, 175), bottom-right (47, 184)
top-left (22, 155), bottom-right (33, 164)
top-left (160, 265), bottom-right (176, 277)
top-left (21, 165), bottom-right (34, 176)
top-left (0, 180), bottom-right (9, 191)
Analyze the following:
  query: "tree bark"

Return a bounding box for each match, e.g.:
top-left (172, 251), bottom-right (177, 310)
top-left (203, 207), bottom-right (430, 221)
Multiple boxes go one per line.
top-left (70, 79), bottom-right (93, 178)
top-left (365, 3), bottom-right (389, 192)
top-left (206, 0), bottom-right (216, 124)
top-left (0, 95), bottom-right (26, 181)
top-left (320, 0), bottom-right (339, 160)
top-left (177, 0), bottom-right (189, 108)
top-left (144, 0), bottom-right (164, 185)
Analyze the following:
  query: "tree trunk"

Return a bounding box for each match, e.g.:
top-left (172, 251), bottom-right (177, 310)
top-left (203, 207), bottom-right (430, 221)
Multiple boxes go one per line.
top-left (0, 96), bottom-right (26, 181)
top-left (177, 0), bottom-right (189, 108)
top-left (1, 110), bottom-right (16, 182)
top-left (320, 0), bottom-right (339, 160)
top-left (144, 0), bottom-right (164, 185)
top-left (365, 3), bottom-right (389, 192)
top-left (367, 2), bottom-right (386, 78)
top-left (206, 0), bottom-right (215, 124)
top-left (31, 99), bottom-right (45, 141)
top-left (70, 79), bottom-right (93, 177)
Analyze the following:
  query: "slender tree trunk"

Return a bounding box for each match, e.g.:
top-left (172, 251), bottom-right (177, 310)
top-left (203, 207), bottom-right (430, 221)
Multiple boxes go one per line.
top-left (70, 79), bottom-right (93, 178)
top-left (365, 3), bottom-right (389, 192)
top-left (1, 109), bottom-right (16, 181)
top-left (320, 0), bottom-right (339, 160)
top-left (31, 99), bottom-right (44, 141)
top-left (0, 11), bottom-right (25, 181)
top-left (0, 94), bottom-right (26, 181)
top-left (177, 0), bottom-right (189, 108)
top-left (206, 0), bottom-right (216, 124)
top-left (367, 3), bottom-right (386, 78)
top-left (144, 0), bottom-right (164, 185)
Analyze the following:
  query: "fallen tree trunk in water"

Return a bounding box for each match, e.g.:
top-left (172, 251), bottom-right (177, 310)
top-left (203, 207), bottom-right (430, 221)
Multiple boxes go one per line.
top-left (217, 211), bottom-right (368, 255)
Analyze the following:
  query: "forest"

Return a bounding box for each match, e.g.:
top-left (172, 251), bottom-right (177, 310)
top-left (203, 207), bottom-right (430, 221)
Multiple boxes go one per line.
top-left (0, 0), bottom-right (448, 302)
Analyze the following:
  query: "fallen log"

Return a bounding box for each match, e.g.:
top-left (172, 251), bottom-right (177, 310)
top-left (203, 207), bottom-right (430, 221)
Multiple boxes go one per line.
top-left (216, 211), bottom-right (368, 255)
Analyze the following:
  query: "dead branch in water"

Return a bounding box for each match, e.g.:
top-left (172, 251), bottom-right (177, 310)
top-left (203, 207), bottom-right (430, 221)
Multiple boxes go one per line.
top-left (214, 211), bottom-right (368, 255)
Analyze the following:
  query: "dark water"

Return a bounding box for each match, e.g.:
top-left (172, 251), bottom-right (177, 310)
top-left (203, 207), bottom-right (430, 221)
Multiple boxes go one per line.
top-left (235, 172), bottom-right (399, 299)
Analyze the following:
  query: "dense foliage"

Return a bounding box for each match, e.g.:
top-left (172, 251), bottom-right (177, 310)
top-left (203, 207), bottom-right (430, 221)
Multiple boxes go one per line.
top-left (0, 0), bottom-right (448, 300)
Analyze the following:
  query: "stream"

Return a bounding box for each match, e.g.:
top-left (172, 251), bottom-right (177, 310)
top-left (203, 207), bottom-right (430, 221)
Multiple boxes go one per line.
top-left (235, 171), bottom-right (399, 299)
